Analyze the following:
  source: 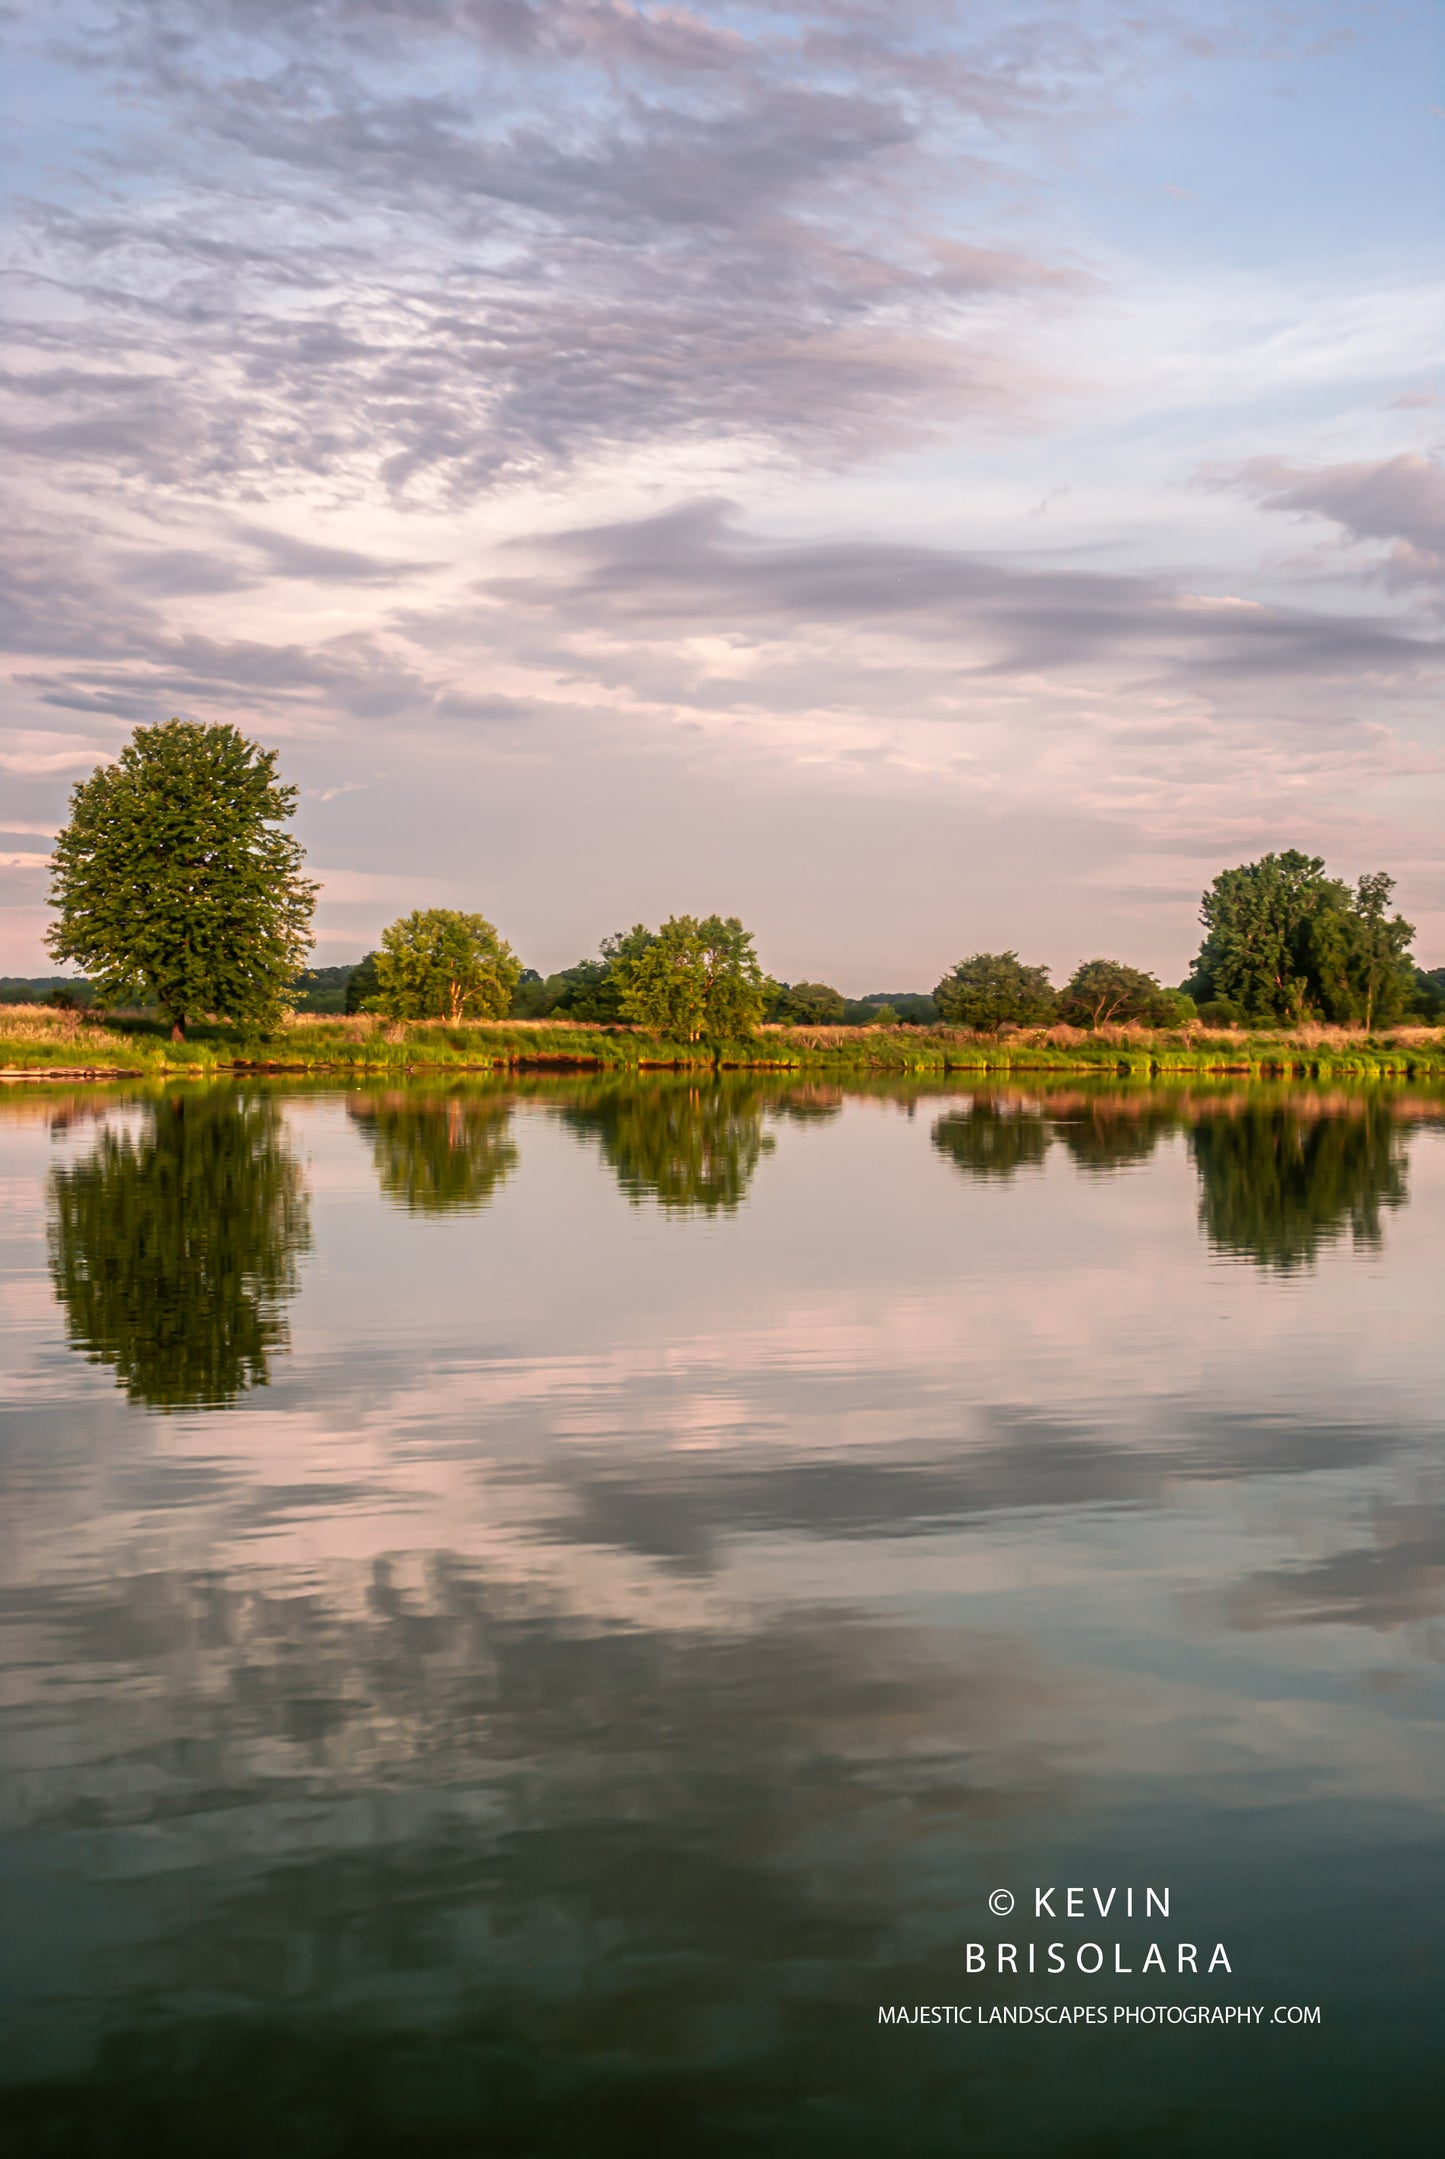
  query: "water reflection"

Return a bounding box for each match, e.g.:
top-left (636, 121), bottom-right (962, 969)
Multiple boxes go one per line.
top-left (932, 1099), bottom-right (1051, 1179)
top-left (46, 1088), bottom-right (310, 1410)
top-left (348, 1090), bottom-right (518, 1214)
top-left (559, 1075), bottom-right (775, 1214)
top-left (1189, 1099), bottom-right (1409, 1270)
top-left (0, 1547), bottom-right (1081, 2154)
top-left (2, 1075), bottom-right (1441, 2155)
top-left (933, 1087), bottom-right (1426, 1268)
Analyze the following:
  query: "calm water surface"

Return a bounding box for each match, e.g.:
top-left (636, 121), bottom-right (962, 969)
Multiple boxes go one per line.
top-left (1, 1076), bottom-right (1441, 2156)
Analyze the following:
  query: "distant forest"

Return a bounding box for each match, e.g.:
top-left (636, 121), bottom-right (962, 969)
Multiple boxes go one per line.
top-left (8, 962), bottom-right (1445, 1027)
top-left (0, 965), bottom-right (940, 1025)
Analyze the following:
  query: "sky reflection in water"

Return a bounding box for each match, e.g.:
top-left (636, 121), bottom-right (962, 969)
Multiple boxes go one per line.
top-left (0, 1078), bottom-right (1441, 2157)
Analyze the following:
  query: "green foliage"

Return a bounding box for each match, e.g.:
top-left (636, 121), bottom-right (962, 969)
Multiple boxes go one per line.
top-left (1059, 959), bottom-right (1187, 1028)
top-left (1196, 998), bottom-right (1244, 1028)
top-left (374, 909), bottom-right (521, 1022)
top-left (345, 951), bottom-right (381, 1014)
top-left (1343, 872), bottom-right (1417, 1029)
top-left (0, 976), bottom-right (92, 1007)
top-left (510, 931), bottom-right (658, 1023)
top-left (349, 1092), bottom-right (518, 1212)
top-left (47, 718), bottom-right (317, 1038)
top-left (769, 981), bottom-right (846, 1024)
top-left (561, 1076), bottom-right (773, 1213)
top-left (1189, 854), bottom-right (1416, 1025)
top-left (859, 992), bottom-right (938, 1025)
top-left (934, 952), bottom-right (1056, 1030)
top-left (291, 964), bottom-right (354, 1015)
top-left (613, 915), bottom-right (767, 1042)
top-left (1411, 966), bottom-right (1445, 1021)
top-left (47, 1089), bottom-right (310, 1408)
top-left (509, 967), bottom-right (554, 1018)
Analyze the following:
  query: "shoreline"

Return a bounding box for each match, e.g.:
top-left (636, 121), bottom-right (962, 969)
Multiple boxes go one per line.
top-left (3, 1016), bottom-right (1445, 1082)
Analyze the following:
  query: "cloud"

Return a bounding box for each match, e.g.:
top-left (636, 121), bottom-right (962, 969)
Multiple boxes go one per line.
top-left (2, 2), bottom-right (1104, 504)
top-left (490, 497), bottom-right (1445, 683)
top-left (3, 4), bottom-right (1444, 976)
top-left (1224, 453), bottom-right (1445, 598)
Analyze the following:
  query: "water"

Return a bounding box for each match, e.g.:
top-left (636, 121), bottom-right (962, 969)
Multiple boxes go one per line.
top-left (1, 1076), bottom-right (1441, 2156)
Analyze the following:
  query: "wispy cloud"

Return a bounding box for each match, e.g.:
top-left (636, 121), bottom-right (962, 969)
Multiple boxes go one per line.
top-left (3, 2), bottom-right (1443, 975)
top-left (1224, 452), bottom-right (1445, 599)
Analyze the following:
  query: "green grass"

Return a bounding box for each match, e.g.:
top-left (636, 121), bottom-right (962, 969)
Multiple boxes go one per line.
top-left (3, 1007), bottom-right (1445, 1079)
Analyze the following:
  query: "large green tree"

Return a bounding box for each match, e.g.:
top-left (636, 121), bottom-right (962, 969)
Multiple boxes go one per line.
top-left (1341, 872), bottom-right (1416, 1030)
top-left (47, 718), bottom-right (317, 1040)
top-left (933, 952), bottom-right (1056, 1031)
top-left (373, 909), bottom-right (520, 1022)
top-left (1187, 852), bottom-right (1416, 1025)
top-left (614, 915), bottom-right (769, 1041)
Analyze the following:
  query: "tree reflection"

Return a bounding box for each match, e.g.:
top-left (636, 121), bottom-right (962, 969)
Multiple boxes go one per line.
top-left (47, 1089), bottom-right (310, 1410)
top-left (1052, 1097), bottom-right (1182, 1174)
top-left (931, 1087), bottom-right (1418, 1269)
top-left (1190, 1099), bottom-right (1409, 1270)
top-left (931, 1099), bottom-right (1051, 1180)
top-left (561, 1077), bottom-right (773, 1214)
top-left (349, 1091), bottom-right (518, 1214)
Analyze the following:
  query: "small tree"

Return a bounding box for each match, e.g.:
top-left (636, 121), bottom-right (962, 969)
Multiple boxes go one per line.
top-left (373, 909), bottom-right (520, 1022)
top-left (613, 915), bottom-right (768, 1041)
top-left (1059, 959), bottom-right (1184, 1028)
top-left (769, 981), bottom-right (846, 1024)
top-left (1348, 872), bottom-right (1416, 1031)
top-left (345, 951), bottom-right (382, 1014)
top-left (47, 718), bottom-right (317, 1040)
top-left (934, 952), bottom-right (1056, 1031)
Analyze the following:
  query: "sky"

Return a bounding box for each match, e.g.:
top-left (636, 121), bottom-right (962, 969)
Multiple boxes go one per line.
top-left (2, 0), bottom-right (1442, 991)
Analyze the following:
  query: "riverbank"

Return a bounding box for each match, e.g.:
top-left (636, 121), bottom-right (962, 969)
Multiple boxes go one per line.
top-left (3, 1008), bottom-right (1445, 1078)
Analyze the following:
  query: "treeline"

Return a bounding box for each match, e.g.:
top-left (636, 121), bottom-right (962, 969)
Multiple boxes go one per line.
top-left (328, 852), bottom-right (1443, 1034)
top-left (21, 717), bottom-right (1445, 1035)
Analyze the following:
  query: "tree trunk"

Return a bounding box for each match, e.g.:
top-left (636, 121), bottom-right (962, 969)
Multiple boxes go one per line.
top-left (170, 1017), bottom-right (186, 1042)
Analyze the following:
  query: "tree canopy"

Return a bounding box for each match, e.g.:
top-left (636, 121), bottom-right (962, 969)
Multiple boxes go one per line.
top-left (768, 981), bottom-right (846, 1024)
top-left (47, 718), bottom-right (316, 1039)
top-left (1187, 852), bottom-right (1417, 1026)
top-left (373, 909), bottom-right (520, 1022)
top-left (345, 950), bottom-right (381, 1014)
top-left (1059, 959), bottom-right (1191, 1029)
top-left (613, 915), bottom-right (769, 1041)
top-left (933, 952), bottom-right (1056, 1031)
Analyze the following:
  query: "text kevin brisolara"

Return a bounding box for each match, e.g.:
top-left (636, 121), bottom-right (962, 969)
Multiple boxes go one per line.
top-left (972, 1884), bottom-right (1232, 1978)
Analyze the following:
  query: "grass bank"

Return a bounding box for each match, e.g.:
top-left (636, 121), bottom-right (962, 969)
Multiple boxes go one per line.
top-left (3, 1007), bottom-right (1445, 1080)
